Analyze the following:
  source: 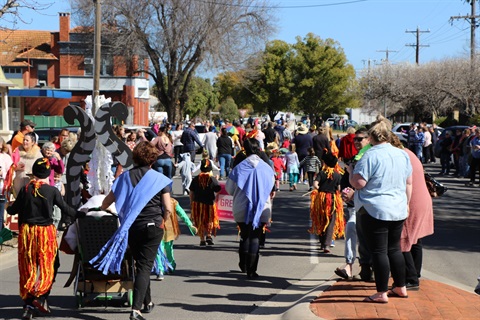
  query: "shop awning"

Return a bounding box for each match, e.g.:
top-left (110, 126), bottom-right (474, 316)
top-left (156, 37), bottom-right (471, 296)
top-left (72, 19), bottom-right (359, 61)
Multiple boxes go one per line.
top-left (9, 89), bottom-right (72, 99)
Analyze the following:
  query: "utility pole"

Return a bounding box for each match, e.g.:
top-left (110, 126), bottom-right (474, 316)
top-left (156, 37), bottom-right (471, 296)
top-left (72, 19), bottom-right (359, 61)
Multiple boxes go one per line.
top-left (405, 27), bottom-right (430, 64)
top-left (450, 0), bottom-right (480, 63)
top-left (376, 48), bottom-right (397, 63)
top-left (93, 0), bottom-right (102, 115)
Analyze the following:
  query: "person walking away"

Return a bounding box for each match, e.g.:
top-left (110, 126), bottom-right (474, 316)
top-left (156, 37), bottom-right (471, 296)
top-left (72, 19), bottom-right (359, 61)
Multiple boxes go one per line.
top-left (154, 197), bottom-right (197, 280)
top-left (7, 158), bottom-right (80, 319)
top-left (204, 126), bottom-right (218, 161)
top-left (439, 131), bottom-right (453, 175)
top-left (226, 138), bottom-right (275, 278)
top-left (309, 149), bottom-right (344, 253)
top-left (216, 127), bottom-right (234, 180)
top-left (189, 159), bottom-right (221, 246)
top-left (349, 116), bottom-right (411, 303)
top-left (270, 149), bottom-right (286, 191)
top-left (299, 147), bottom-right (322, 191)
top-left (90, 141), bottom-right (173, 320)
top-left (151, 127), bottom-right (174, 179)
top-left (466, 127), bottom-right (480, 186)
top-left (181, 122), bottom-right (204, 162)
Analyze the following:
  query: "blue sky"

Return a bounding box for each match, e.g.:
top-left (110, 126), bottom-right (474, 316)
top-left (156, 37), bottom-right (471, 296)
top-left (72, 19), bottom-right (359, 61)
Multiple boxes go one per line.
top-left (7, 0), bottom-right (476, 72)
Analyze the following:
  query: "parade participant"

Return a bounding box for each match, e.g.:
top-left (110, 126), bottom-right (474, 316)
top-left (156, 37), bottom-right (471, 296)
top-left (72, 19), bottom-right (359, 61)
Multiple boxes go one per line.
top-left (299, 147), bottom-right (322, 191)
top-left (226, 138), bottom-right (275, 278)
top-left (270, 149), bottom-right (286, 191)
top-left (309, 149), bottom-right (344, 253)
top-left (349, 116), bottom-right (412, 303)
top-left (189, 159), bottom-right (221, 246)
top-left (7, 158), bottom-right (80, 319)
top-left (154, 198), bottom-right (197, 280)
top-left (12, 132), bottom-right (43, 197)
top-left (11, 120), bottom-right (36, 152)
top-left (284, 143), bottom-right (300, 191)
top-left (90, 141), bottom-right (173, 320)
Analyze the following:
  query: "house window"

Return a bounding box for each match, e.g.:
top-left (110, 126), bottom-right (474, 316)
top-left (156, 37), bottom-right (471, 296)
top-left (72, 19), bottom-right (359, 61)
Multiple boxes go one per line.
top-left (84, 56), bottom-right (113, 76)
top-left (37, 64), bottom-right (48, 82)
top-left (3, 67), bottom-right (23, 79)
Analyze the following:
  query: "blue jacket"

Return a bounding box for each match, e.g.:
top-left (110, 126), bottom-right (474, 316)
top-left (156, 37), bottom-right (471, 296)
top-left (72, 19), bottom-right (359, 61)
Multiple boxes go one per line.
top-left (181, 127), bottom-right (204, 152)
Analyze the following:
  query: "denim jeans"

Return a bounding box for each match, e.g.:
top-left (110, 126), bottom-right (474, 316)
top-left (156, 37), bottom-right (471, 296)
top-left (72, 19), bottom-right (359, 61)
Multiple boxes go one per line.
top-left (153, 158), bottom-right (173, 178)
top-left (344, 206), bottom-right (357, 264)
top-left (218, 154), bottom-right (232, 178)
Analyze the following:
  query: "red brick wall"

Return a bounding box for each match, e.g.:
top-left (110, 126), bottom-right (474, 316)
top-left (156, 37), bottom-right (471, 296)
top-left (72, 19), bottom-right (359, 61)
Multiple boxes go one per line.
top-left (59, 13), bottom-right (70, 42)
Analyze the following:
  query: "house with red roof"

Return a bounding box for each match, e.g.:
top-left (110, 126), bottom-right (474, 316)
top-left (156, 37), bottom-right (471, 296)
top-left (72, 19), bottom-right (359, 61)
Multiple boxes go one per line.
top-left (0, 12), bottom-right (150, 131)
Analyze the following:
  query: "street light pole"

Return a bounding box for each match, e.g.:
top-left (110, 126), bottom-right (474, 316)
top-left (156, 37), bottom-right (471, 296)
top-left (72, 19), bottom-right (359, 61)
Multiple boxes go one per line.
top-left (92, 0), bottom-right (102, 115)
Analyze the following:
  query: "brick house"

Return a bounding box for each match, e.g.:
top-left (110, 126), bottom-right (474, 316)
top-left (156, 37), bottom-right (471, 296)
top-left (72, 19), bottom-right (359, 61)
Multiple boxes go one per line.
top-left (0, 12), bottom-right (150, 130)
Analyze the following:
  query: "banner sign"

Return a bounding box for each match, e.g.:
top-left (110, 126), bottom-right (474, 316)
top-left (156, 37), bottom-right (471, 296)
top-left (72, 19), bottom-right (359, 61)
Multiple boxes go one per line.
top-left (216, 181), bottom-right (234, 222)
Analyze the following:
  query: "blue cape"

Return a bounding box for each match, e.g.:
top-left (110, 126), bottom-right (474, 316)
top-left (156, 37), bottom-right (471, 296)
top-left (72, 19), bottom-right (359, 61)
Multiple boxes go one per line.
top-left (228, 155), bottom-right (274, 228)
top-left (90, 169), bottom-right (171, 275)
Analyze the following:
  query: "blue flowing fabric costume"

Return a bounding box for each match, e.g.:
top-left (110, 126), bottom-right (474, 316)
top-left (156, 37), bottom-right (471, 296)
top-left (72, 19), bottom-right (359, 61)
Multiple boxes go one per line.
top-left (228, 155), bottom-right (274, 229)
top-left (90, 169), bottom-right (171, 275)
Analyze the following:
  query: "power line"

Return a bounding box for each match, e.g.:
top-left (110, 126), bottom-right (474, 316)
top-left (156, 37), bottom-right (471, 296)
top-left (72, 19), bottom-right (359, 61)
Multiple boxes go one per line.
top-left (193, 0), bottom-right (367, 9)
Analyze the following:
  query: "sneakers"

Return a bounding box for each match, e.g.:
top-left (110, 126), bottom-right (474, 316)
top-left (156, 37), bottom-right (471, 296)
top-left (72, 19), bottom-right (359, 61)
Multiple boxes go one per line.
top-left (330, 240), bottom-right (335, 247)
top-left (199, 240), bottom-right (207, 246)
top-left (156, 271), bottom-right (164, 281)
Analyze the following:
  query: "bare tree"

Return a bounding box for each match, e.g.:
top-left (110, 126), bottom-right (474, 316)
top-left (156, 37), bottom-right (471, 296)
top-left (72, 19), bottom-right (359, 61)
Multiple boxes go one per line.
top-left (0, 0), bottom-right (53, 28)
top-left (71, 0), bottom-right (276, 123)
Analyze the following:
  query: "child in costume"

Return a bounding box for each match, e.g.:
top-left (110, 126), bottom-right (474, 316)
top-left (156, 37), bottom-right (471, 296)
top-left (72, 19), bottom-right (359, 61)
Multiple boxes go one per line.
top-left (176, 152), bottom-right (196, 195)
top-left (194, 150), bottom-right (220, 177)
top-left (7, 158), bottom-right (80, 319)
top-left (154, 198), bottom-right (197, 279)
top-left (270, 149), bottom-right (286, 191)
top-left (309, 149), bottom-right (345, 253)
top-left (189, 159), bottom-right (221, 246)
top-left (284, 144), bottom-right (300, 191)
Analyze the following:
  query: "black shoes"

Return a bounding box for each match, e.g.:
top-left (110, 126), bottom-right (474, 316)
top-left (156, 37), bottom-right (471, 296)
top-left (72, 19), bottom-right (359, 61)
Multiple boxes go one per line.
top-left (143, 302), bottom-right (155, 313)
top-left (130, 310), bottom-right (146, 320)
top-left (206, 236), bottom-right (214, 245)
top-left (22, 306), bottom-right (35, 320)
top-left (247, 272), bottom-right (259, 279)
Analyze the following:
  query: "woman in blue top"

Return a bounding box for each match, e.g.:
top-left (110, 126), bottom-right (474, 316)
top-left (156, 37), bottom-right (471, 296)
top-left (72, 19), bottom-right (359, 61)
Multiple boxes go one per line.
top-left (348, 116), bottom-right (413, 303)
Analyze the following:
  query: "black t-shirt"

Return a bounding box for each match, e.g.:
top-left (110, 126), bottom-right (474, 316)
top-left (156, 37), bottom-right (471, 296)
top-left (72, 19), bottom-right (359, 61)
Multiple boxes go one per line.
top-left (7, 182), bottom-right (77, 226)
top-left (128, 166), bottom-right (171, 231)
top-left (217, 135), bottom-right (233, 155)
top-left (189, 175), bottom-right (221, 205)
top-left (315, 170), bottom-right (342, 194)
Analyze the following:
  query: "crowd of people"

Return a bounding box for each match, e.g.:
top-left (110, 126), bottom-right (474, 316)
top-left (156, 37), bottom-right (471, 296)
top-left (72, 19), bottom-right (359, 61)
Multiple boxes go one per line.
top-left (4, 113), bottom-right (478, 320)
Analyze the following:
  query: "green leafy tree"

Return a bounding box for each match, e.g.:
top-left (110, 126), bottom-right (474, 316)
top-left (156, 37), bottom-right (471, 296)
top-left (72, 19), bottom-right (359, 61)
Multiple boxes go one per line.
top-left (219, 97), bottom-right (239, 121)
top-left (214, 71), bottom-right (254, 110)
top-left (250, 40), bottom-right (296, 120)
top-left (184, 77), bottom-right (218, 120)
top-left (292, 33), bottom-right (358, 118)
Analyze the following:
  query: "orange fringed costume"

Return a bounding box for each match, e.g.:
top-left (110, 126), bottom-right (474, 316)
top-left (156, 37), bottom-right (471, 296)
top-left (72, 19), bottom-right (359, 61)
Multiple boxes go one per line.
top-left (189, 162), bottom-right (222, 240)
top-left (308, 163), bottom-right (345, 240)
top-left (18, 224), bottom-right (58, 299)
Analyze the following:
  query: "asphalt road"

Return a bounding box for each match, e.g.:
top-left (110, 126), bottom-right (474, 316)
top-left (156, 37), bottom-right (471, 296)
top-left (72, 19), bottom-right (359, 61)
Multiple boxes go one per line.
top-left (0, 161), bottom-right (478, 320)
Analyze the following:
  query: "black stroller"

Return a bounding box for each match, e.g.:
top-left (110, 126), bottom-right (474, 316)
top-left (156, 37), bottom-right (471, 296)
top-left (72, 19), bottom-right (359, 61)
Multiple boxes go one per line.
top-left (72, 214), bottom-right (134, 308)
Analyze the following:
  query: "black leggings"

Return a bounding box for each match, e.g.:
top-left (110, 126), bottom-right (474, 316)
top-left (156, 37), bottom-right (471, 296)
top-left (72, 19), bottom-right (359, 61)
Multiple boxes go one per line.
top-left (360, 210), bottom-right (406, 292)
top-left (237, 222), bottom-right (265, 275)
top-left (128, 226), bottom-right (163, 310)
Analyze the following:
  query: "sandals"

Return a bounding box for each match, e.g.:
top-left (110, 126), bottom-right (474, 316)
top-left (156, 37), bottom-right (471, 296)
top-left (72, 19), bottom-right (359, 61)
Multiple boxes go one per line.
top-left (334, 268), bottom-right (351, 280)
top-left (363, 296), bottom-right (388, 304)
top-left (387, 290), bottom-right (408, 298)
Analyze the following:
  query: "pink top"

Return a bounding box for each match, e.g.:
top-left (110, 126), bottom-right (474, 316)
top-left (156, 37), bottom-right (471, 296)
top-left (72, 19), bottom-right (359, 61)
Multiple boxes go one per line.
top-left (401, 149), bottom-right (434, 252)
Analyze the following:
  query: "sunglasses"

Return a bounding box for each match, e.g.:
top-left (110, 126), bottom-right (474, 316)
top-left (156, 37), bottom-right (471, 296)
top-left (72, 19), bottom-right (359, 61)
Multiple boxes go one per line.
top-left (354, 137), bottom-right (367, 142)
